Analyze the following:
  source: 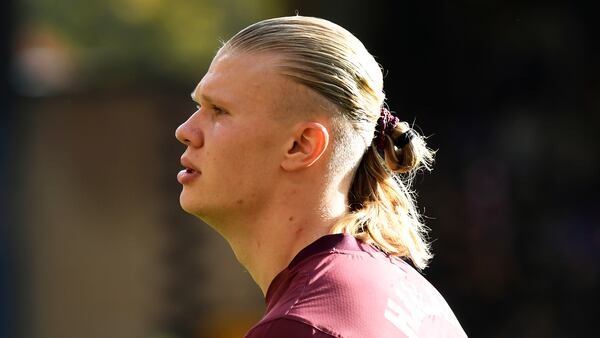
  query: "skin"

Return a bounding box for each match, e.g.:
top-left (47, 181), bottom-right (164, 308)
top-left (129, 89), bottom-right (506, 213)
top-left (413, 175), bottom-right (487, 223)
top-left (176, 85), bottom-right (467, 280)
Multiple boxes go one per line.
top-left (175, 51), bottom-right (350, 295)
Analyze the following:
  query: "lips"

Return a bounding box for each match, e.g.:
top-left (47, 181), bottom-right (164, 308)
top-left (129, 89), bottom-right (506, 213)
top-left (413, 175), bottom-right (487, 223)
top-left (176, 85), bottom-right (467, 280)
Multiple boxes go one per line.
top-left (178, 155), bottom-right (201, 184)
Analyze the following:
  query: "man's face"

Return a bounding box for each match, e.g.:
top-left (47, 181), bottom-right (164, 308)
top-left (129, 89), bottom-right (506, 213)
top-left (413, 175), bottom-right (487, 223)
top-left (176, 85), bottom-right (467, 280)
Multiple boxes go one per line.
top-left (175, 51), bottom-right (298, 225)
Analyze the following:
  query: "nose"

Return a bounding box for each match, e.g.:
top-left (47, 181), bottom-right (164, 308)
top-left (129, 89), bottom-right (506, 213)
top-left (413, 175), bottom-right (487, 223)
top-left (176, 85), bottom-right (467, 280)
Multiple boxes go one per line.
top-left (175, 113), bottom-right (204, 148)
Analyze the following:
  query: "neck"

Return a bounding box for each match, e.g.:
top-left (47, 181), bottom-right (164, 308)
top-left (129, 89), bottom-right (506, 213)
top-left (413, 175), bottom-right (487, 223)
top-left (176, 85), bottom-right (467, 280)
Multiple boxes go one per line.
top-left (218, 184), bottom-right (347, 296)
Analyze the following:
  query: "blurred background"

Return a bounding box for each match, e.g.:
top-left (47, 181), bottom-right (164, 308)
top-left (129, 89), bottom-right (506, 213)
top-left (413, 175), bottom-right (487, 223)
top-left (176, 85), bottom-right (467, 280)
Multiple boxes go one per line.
top-left (1, 0), bottom-right (598, 337)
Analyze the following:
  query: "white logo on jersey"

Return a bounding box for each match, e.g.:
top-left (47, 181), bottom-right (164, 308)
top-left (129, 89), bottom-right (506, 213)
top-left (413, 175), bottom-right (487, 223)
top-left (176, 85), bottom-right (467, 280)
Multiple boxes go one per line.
top-left (384, 283), bottom-right (428, 337)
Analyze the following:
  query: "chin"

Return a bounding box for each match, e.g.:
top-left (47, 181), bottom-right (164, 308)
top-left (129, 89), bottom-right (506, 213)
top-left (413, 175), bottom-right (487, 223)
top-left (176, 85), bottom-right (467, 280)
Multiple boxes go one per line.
top-left (179, 192), bottom-right (201, 214)
top-left (178, 191), bottom-right (231, 227)
top-left (179, 194), bottom-right (212, 220)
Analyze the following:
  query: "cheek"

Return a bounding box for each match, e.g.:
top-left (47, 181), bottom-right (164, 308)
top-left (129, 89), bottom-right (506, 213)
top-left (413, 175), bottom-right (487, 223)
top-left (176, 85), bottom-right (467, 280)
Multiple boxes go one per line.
top-left (210, 121), bottom-right (283, 176)
top-left (221, 124), bottom-right (279, 158)
top-left (205, 135), bottom-right (255, 183)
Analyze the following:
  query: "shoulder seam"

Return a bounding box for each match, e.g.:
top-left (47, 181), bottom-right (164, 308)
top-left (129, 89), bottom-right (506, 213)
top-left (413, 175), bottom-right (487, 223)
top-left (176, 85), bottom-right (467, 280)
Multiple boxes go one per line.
top-left (283, 270), bottom-right (310, 315)
top-left (249, 316), bottom-right (339, 337)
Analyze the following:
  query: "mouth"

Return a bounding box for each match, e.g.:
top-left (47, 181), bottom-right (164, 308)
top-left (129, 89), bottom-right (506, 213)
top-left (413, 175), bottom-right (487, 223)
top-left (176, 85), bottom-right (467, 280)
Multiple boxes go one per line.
top-left (178, 155), bottom-right (201, 184)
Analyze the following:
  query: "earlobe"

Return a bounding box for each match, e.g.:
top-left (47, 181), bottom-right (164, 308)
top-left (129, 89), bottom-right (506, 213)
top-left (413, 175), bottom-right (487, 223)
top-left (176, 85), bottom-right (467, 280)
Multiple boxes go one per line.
top-left (281, 122), bottom-right (329, 171)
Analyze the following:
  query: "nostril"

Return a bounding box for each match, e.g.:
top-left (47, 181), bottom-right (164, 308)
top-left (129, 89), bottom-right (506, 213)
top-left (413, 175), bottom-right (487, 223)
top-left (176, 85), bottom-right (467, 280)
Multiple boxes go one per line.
top-left (175, 120), bottom-right (203, 147)
top-left (175, 126), bottom-right (190, 145)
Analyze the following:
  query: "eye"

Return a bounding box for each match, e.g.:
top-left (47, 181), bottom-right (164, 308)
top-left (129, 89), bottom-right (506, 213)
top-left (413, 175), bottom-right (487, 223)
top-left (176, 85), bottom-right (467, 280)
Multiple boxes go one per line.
top-left (193, 102), bottom-right (227, 116)
top-left (212, 105), bottom-right (226, 115)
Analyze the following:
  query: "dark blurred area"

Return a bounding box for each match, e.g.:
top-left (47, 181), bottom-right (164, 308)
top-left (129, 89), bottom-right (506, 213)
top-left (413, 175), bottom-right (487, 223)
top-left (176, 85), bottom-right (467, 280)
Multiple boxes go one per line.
top-left (2, 0), bottom-right (598, 337)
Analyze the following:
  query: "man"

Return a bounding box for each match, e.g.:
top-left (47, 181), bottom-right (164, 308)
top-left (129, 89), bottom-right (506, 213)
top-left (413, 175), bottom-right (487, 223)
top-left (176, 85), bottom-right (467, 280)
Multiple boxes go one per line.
top-left (176, 16), bottom-right (467, 337)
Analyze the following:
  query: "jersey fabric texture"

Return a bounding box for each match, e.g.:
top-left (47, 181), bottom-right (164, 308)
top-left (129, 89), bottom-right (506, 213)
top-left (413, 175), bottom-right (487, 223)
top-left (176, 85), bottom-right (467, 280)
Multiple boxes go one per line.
top-left (244, 234), bottom-right (467, 338)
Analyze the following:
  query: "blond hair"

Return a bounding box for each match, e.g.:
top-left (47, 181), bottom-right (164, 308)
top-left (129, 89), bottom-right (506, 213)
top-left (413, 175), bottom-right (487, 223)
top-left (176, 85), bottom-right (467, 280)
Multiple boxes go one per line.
top-left (221, 16), bottom-right (436, 269)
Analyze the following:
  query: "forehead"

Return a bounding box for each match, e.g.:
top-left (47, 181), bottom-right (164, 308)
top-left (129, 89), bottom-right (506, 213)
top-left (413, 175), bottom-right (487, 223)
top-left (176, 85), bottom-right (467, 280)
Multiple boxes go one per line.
top-left (193, 52), bottom-right (290, 113)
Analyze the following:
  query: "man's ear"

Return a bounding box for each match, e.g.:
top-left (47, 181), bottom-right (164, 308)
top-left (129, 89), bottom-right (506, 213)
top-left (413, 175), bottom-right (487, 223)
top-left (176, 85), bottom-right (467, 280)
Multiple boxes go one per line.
top-left (281, 122), bottom-right (330, 171)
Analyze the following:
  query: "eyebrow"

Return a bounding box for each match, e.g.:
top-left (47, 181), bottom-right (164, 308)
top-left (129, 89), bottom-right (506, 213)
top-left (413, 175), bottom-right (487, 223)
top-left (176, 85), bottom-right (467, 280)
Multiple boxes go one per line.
top-left (190, 91), bottom-right (218, 105)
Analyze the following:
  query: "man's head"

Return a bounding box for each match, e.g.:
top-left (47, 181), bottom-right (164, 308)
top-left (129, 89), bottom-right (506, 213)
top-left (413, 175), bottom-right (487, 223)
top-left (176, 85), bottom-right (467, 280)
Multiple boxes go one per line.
top-left (176, 16), bottom-right (434, 269)
top-left (176, 51), bottom-right (331, 227)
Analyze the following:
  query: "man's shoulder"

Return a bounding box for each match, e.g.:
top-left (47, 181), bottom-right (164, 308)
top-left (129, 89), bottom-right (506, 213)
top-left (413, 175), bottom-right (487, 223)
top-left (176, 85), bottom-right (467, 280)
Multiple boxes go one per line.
top-left (293, 248), bottom-right (410, 309)
top-left (271, 248), bottom-right (466, 337)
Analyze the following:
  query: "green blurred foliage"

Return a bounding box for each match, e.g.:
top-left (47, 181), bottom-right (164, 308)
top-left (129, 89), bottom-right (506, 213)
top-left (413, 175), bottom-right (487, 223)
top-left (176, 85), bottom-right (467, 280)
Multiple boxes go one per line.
top-left (17, 0), bottom-right (288, 85)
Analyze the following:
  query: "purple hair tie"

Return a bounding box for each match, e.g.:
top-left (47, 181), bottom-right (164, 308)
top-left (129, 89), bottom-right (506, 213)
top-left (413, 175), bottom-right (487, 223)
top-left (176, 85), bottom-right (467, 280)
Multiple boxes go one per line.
top-left (375, 107), bottom-right (400, 150)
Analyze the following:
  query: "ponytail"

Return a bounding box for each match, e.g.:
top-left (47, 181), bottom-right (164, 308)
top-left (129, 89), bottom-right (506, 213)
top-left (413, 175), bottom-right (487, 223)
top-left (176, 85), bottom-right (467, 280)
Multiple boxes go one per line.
top-left (331, 120), bottom-right (435, 270)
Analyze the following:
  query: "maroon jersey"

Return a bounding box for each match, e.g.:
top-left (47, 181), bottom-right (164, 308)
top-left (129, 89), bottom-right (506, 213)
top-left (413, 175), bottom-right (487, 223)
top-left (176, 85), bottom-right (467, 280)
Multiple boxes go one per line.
top-left (245, 234), bottom-right (467, 338)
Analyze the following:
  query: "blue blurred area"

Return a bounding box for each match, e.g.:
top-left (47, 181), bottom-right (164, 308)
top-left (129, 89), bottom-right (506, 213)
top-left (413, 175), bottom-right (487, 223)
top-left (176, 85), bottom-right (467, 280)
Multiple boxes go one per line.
top-left (1, 0), bottom-right (15, 335)
top-left (0, 1), bottom-right (15, 338)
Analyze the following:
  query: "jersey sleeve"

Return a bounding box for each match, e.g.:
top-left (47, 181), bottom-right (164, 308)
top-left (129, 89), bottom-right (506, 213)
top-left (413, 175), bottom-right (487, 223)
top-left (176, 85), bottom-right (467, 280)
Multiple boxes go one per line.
top-left (245, 317), bottom-right (336, 338)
